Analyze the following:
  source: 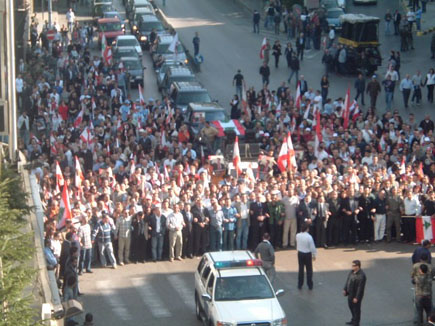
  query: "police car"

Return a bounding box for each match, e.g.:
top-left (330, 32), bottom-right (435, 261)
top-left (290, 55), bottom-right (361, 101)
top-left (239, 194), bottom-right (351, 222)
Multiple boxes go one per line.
top-left (194, 250), bottom-right (287, 326)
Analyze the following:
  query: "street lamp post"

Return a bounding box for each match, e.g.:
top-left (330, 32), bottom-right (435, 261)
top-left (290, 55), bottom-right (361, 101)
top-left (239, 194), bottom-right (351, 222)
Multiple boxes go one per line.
top-left (6, 0), bottom-right (18, 160)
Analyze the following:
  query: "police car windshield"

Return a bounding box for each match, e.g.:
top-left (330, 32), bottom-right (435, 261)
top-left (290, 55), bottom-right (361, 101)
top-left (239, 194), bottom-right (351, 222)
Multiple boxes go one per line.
top-left (214, 275), bottom-right (274, 301)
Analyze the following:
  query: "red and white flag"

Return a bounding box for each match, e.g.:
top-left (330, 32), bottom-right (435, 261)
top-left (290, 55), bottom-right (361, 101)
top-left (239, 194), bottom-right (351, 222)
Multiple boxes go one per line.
top-left (211, 120), bottom-right (245, 137)
top-left (30, 133), bottom-right (41, 145)
top-left (295, 81), bottom-right (301, 109)
top-left (101, 34), bottom-right (112, 65)
top-left (241, 83), bottom-right (249, 118)
top-left (233, 136), bottom-right (242, 176)
top-left (287, 131), bottom-right (297, 170)
top-left (164, 164), bottom-right (170, 181)
top-left (138, 83), bottom-right (145, 106)
top-left (55, 161), bottom-right (64, 193)
top-left (277, 136), bottom-right (289, 172)
top-left (74, 156), bottom-right (84, 189)
top-left (80, 126), bottom-right (94, 145)
top-left (350, 100), bottom-right (360, 122)
top-left (57, 184), bottom-right (72, 230)
top-left (303, 103), bottom-right (311, 121)
top-left (400, 157), bottom-right (406, 175)
top-left (73, 108), bottom-right (84, 128)
top-left (314, 111), bottom-right (322, 158)
top-left (259, 37), bottom-right (267, 59)
top-left (343, 86), bottom-right (351, 129)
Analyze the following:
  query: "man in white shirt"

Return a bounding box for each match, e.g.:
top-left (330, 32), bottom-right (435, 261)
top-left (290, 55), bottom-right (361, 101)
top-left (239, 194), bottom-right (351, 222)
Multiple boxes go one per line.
top-left (166, 203), bottom-right (185, 261)
top-left (296, 223), bottom-right (317, 290)
top-left (66, 8), bottom-right (75, 33)
top-left (16, 74), bottom-right (24, 109)
top-left (18, 111), bottom-right (30, 146)
top-left (403, 190), bottom-right (421, 243)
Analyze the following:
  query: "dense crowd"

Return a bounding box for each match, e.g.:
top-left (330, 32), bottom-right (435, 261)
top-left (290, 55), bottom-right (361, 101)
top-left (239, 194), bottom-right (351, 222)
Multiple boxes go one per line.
top-left (20, 2), bottom-right (435, 318)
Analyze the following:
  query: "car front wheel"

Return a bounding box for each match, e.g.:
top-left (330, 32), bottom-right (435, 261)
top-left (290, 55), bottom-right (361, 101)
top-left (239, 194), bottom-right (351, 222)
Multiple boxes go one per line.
top-left (195, 293), bottom-right (202, 321)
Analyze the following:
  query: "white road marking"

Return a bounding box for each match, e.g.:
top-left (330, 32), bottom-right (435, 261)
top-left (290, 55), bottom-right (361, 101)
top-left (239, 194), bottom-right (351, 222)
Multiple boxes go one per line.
top-left (167, 274), bottom-right (195, 311)
top-left (131, 277), bottom-right (172, 318)
top-left (96, 280), bottom-right (132, 321)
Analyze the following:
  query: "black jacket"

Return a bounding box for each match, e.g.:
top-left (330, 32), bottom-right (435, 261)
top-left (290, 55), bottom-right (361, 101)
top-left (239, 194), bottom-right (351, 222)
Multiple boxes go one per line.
top-left (344, 269), bottom-right (367, 301)
top-left (259, 65), bottom-right (270, 78)
top-left (148, 214), bottom-right (167, 237)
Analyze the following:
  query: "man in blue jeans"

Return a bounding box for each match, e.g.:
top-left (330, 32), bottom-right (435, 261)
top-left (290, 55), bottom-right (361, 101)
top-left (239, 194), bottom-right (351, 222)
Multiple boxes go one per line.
top-left (382, 75), bottom-right (395, 110)
top-left (235, 193), bottom-right (250, 250)
top-left (91, 212), bottom-right (117, 269)
top-left (78, 212), bottom-right (93, 273)
top-left (149, 205), bottom-right (167, 262)
top-left (209, 200), bottom-right (224, 251)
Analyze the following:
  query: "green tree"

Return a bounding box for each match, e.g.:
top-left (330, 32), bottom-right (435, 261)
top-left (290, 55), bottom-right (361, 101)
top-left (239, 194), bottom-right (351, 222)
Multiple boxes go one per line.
top-left (0, 162), bottom-right (40, 326)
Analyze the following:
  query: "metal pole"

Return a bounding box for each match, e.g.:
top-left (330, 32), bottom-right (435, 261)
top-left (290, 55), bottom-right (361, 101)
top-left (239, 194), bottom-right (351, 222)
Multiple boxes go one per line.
top-left (6, 0), bottom-right (18, 161)
top-left (48, 0), bottom-right (52, 27)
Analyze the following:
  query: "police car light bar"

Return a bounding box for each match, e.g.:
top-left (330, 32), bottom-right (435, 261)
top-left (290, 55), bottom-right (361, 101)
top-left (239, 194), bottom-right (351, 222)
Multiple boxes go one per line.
top-left (214, 259), bottom-right (263, 269)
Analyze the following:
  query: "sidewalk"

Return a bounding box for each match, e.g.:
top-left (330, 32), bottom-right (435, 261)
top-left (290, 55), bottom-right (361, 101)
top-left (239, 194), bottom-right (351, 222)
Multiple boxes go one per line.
top-left (401, 0), bottom-right (435, 36)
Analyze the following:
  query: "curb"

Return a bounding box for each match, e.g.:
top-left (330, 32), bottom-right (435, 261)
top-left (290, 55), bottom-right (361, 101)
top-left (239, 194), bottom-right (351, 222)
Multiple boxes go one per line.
top-left (401, 0), bottom-right (435, 36)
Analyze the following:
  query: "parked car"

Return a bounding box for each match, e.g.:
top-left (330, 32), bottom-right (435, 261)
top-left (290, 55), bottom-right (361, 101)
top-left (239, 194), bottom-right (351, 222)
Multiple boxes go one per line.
top-left (97, 17), bottom-right (124, 46)
top-left (152, 34), bottom-right (188, 65)
top-left (102, 11), bottom-right (125, 29)
top-left (135, 15), bottom-right (165, 49)
top-left (353, 0), bottom-right (377, 4)
top-left (326, 7), bottom-right (345, 29)
top-left (113, 35), bottom-right (143, 57)
top-left (92, 2), bottom-right (113, 23)
top-left (127, 0), bottom-right (153, 19)
top-left (130, 8), bottom-right (155, 34)
top-left (120, 57), bottom-right (144, 87)
top-left (159, 66), bottom-right (196, 95)
top-left (169, 81), bottom-right (212, 113)
top-left (113, 48), bottom-right (140, 65)
top-left (155, 60), bottom-right (184, 87)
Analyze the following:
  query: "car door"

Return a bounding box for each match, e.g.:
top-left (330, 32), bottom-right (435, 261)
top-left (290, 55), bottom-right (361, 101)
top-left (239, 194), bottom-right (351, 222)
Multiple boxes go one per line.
top-left (204, 272), bottom-right (215, 321)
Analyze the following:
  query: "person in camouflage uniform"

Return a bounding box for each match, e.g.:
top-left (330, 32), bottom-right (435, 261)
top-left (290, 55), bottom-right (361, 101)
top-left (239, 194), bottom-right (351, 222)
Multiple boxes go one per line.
top-left (267, 192), bottom-right (285, 249)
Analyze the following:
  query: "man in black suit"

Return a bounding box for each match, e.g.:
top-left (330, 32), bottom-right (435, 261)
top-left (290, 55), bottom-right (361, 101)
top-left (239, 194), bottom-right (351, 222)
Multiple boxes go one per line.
top-left (297, 194), bottom-right (316, 239)
top-left (340, 189), bottom-right (359, 245)
top-left (327, 191), bottom-right (341, 246)
top-left (148, 205), bottom-right (167, 262)
top-left (296, 32), bottom-right (305, 61)
top-left (182, 202), bottom-right (194, 259)
top-left (357, 186), bottom-right (374, 243)
top-left (249, 193), bottom-right (268, 251)
top-left (130, 211), bottom-right (147, 263)
top-left (315, 195), bottom-right (329, 248)
top-left (191, 197), bottom-right (209, 256)
top-left (343, 260), bottom-right (367, 326)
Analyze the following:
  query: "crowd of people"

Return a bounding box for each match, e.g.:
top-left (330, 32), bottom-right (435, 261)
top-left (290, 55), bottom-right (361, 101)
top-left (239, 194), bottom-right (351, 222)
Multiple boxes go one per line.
top-left (19, 1), bottom-right (435, 323)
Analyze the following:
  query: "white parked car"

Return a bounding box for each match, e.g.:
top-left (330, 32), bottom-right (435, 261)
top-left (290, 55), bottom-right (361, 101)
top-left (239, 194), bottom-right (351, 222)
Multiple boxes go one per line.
top-left (113, 35), bottom-right (143, 57)
top-left (194, 250), bottom-right (287, 326)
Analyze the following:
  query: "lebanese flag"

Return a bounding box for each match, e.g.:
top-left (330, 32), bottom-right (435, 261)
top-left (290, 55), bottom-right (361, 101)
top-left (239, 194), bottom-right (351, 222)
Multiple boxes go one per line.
top-left (259, 37), bottom-right (267, 59)
top-left (314, 111), bottom-right (322, 158)
top-left (73, 108), bottom-right (84, 128)
top-left (233, 136), bottom-right (242, 176)
top-left (102, 34), bottom-right (112, 65)
top-left (287, 131), bottom-right (297, 170)
top-left (130, 159), bottom-right (136, 176)
top-left (212, 120), bottom-right (245, 137)
top-left (164, 164), bottom-right (170, 181)
top-left (350, 100), bottom-right (360, 122)
top-left (138, 83), bottom-right (145, 106)
top-left (400, 157), bottom-right (406, 175)
top-left (56, 161), bottom-right (64, 187)
top-left (343, 86), bottom-right (351, 129)
top-left (74, 156), bottom-right (84, 189)
top-left (378, 134), bottom-right (386, 152)
top-left (80, 126), bottom-right (94, 144)
top-left (303, 103), bottom-right (311, 121)
top-left (416, 216), bottom-right (435, 244)
top-left (295, 81), bottom-right (301, 109)
top-left (241, 83), bottom-right (249, 118)
top-left (277, 136), bottom-right (289, 172)
top-left (57, 185), bottom-right (72, 230)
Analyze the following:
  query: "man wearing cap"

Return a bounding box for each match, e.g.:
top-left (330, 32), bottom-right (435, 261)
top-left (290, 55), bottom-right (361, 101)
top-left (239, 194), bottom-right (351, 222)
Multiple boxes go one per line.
top-left (366, 75), bottom-right (381, 108)
top-left (148, 205), bottom-right (167, 262)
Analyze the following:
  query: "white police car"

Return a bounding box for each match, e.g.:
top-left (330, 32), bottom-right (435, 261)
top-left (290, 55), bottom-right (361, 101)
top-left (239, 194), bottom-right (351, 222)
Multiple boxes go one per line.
top-left (194, 250), bottom-right (287, 326)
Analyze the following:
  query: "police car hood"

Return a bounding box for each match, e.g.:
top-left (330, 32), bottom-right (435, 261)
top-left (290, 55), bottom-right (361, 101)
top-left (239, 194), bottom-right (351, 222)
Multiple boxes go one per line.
top-left (215, 298), bottom-right (283, 322)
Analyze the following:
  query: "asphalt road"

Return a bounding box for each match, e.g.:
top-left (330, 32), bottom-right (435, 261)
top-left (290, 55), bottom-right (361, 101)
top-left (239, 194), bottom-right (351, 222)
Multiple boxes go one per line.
top-left (152, 0), bottom-right (434, 121)
top-left (79, 243), bottom-right (418, 326)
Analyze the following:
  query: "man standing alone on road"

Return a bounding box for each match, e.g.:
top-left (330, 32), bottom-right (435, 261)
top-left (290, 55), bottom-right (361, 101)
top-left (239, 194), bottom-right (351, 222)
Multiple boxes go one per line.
top-left (366, 75), bottom-right (381, 109)
top-left (354, 73), bottom-right (366, 106)
top-left (192, 32), bottom-right (200, 57)
top-left (253, 10), bottom-right (261, 33)
top-left (296, 223), bottom-right (317, 290)
top-left (233, 69), bottom-right (245, 99)
top-left (259, 62), bottom-right (271, 86)
top-left (255, 233), bottom-right (276, 284)
top-left (343, 260), bottom-right (367, 326)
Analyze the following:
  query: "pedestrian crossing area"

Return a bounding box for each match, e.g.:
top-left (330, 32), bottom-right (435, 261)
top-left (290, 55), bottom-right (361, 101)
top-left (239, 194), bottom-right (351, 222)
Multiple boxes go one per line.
top-left (95, 274), bottom-right (196, 322)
